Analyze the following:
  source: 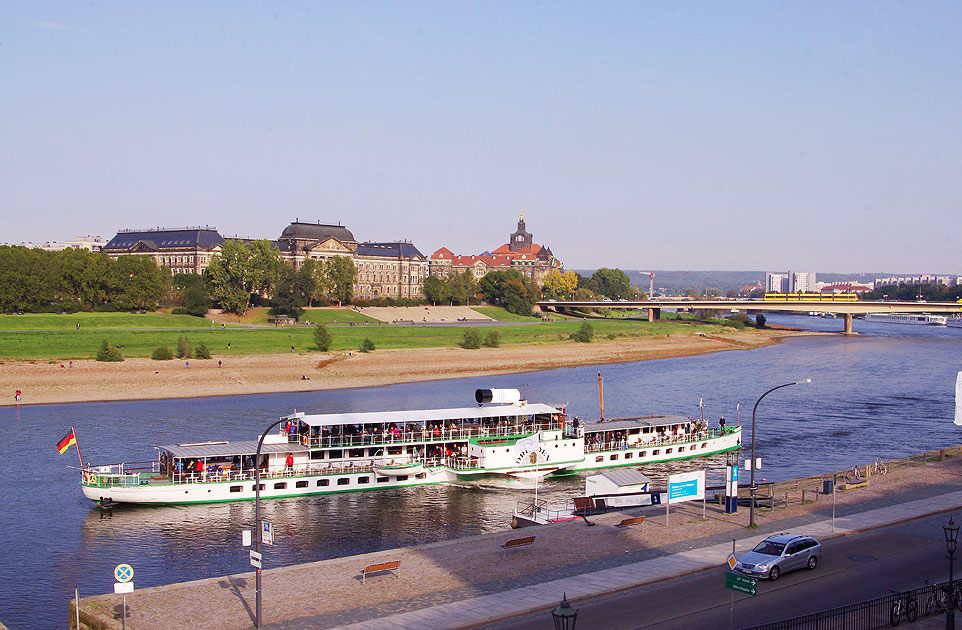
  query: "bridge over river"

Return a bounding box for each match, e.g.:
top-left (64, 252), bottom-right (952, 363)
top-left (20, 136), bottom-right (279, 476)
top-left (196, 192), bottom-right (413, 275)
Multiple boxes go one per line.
top-left (538, 298), bottom-right (962, 333)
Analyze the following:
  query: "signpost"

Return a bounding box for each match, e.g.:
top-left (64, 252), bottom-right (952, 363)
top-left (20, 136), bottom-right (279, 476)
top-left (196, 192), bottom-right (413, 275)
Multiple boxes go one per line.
top-left (666, 470), bottom-right (705, 527)
top-left (113, 564), bottom-right (134, 630)
top-left (725, 571), bottom-right (757, 595)
top-left (250, 550), bottom-right (263, 569)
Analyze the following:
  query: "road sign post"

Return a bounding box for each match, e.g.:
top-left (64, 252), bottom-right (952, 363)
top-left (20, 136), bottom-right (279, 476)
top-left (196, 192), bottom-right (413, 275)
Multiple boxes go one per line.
top-left (113, 564), bottom-right (134, 630)
top-left (724, 571), bottom-right (757, 596)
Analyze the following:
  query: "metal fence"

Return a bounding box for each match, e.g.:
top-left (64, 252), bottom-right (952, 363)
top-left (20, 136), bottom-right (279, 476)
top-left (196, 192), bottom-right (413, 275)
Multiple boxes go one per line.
top-left (744, 579), bottom-right (960, 630)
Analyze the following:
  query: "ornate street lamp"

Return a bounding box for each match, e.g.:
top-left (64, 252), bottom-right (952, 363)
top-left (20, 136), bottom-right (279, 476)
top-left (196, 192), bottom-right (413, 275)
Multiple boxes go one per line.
top-left (749, 379), bottom-right (811, 528)
top-left (945, 517), bottom-right (959, 630)
top-left (551, 592), bottom-right (578, 630)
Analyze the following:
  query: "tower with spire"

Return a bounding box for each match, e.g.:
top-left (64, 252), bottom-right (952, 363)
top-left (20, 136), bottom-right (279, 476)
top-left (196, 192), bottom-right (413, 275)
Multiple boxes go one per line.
top-left (509, 210), bottom-right (533, 252)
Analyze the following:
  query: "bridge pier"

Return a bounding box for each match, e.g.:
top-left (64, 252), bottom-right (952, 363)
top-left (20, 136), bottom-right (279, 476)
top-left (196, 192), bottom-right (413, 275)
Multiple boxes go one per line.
top-left (843, 313), bottom-right (853, 334)
top-left (648, 308), bottom-right (660, 322)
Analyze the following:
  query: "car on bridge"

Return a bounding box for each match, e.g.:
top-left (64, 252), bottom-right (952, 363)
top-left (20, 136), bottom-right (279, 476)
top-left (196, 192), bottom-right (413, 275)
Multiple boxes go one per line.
top-left (734, 533), bottom-right (821, 581)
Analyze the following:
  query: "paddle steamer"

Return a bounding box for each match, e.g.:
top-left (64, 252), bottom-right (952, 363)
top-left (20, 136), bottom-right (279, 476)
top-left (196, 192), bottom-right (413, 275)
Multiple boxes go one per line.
top-left (79, 388), bottom-right (741, 505)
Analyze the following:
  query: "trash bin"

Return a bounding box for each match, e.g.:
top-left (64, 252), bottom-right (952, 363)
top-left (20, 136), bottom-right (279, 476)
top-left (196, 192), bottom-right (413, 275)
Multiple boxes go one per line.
top-left (823, 479), bottom-right (834, 494)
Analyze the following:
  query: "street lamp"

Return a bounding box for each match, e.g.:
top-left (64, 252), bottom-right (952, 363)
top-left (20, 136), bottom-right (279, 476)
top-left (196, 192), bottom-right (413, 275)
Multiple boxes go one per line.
top-left (749, 379), bottom-right (811, 528)
top-left (551, 593), bottom-right (578, 630)
top-left (253, 417), bottom-right (287, 628)
top-left (945, 517), bottom-right (959, 630)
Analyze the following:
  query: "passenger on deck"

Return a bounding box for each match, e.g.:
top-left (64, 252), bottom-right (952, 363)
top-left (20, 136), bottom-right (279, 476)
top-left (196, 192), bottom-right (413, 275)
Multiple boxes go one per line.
top-left (285, 453), bottom-right (294, 472)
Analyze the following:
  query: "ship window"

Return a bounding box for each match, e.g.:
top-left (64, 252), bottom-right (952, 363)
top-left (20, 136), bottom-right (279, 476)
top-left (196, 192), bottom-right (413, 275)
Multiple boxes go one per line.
top-left (329, 450), bottom-right (343, 458)
top-left (396, 475), bottom-right (409, 481)
top-left (350, 449), bottom-right (364, 458)
top-left (595, 456), bottom-right (604, 463)
top-left (387, 446), bottom-right (402, 455)
top-left (639, 451), bottom-right (646, 457)
top-left (318, 479), bottom-right (329, 487)
top-left (357, 476), bottom-right (370, 484)
top-left (377, 477), bottom-right (390, 483)
top-left (337, 478), bottom-right (350, 486)
top-left (274, 482), bottom-right (287, 490)
top-left (702, 443), bottom-right (708, 448)
top-left (416, 473), bottom-right (426, 479)
top-left (296, 480), bottom-right (309, 488)
top-left (610, 454), bottom-right (619, 461)
top-left (310, 451), bottom-right (325, 460)
top-left (652, 450), bottom-right (660, 456)
top-left (678, 447), bottom-right (685, 452)
top-left (625, 452), bottom-right (633, 459)
top-left (230, 485), bottom-right (243, 493)
top-left (252, 483), bottom-right (265, 491)
top-left (666, 448), bottom-right (673, 454)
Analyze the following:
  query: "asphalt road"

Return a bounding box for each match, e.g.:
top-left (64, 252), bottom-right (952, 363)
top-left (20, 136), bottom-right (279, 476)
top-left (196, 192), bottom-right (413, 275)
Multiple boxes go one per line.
top-left (479, 511), bottom-right (960, 630)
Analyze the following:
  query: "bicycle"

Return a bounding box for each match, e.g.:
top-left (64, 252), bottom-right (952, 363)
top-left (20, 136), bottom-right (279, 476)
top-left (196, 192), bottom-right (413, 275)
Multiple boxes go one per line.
top-left (889, 589), bottom-right (918, 626)
top-left (889, 589), bottom-right (919, 628)
top-left (874, 457), bottom-right (889, 475)
top-left (923, 580), bottom-right (946, 617)
top-left (846, 465), bottom-right (862, 482)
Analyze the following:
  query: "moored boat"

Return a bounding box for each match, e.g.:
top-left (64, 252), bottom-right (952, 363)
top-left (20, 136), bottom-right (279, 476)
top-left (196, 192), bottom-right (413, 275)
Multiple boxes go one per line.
top-left (78, 388), bottom-right (741, 506)
top-left (863, 313), bottom-right (947, 326)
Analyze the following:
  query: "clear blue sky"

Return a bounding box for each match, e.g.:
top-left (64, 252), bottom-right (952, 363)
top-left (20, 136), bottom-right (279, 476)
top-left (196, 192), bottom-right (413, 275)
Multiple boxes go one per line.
top-left (2, 2), bottom-right (959, 273)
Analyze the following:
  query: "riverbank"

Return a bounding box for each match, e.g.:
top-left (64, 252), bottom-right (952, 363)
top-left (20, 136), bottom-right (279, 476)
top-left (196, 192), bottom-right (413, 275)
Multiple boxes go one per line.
top-left (0, 328), bottom-right (811, 406)
top-left (72, 449), bottom-right (962, 629)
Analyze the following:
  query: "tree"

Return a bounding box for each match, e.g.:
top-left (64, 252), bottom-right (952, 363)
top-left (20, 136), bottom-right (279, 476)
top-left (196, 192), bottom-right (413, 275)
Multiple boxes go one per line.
top-left (483, 330), bottom-right (501, 348)
top-left (422, 275), bottom-right (446, 305)
top-left (359, 338), bottom-right (375, 352)
top-left (111, 255), bottom-right (168, 310)
top-left (176, 335), bottom-right (192, 359)
top-left (592, 268), bottom-right (631, 300)
top-left (300, 259), bottom-right (330, 306)
top-left (96, 339), bottom-right (124, 362)
top-left (247, 240), bottom-right (286, 299)
top-left (326, 255), bottom-right (357, 305)
top-left (205, 239), bottom-right (255, 314)
top-left (272, 266), bottom-right (315, 320)
top-left (461, 329), bottom-right (482, 349)
top-left (313, 323), bottom-right (332, 351)
top-left (448, 271), bottom-right (478, 305)
top-left (570, 322), bottom-right (594, 343)
top-left (755, 313), bottom-right (767, 328)
top-left (542, 269), bottom-right (578, 300)
top-left (502, 278), bottom-right (532, 316)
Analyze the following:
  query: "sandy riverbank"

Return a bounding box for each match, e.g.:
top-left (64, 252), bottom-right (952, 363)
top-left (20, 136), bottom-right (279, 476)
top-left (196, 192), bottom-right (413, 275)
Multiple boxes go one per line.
top-left (0, 329), bottom-right (813, 406)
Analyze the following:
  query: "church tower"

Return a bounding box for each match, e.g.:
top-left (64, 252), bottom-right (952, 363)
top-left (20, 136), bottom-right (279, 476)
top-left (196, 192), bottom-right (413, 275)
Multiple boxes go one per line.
top-left (509, 211), bottom-right (533, 252)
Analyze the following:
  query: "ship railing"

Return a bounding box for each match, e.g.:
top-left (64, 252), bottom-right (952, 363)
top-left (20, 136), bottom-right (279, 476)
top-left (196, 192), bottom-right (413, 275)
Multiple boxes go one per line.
top-left (294, 421), bottom-right (563, 449)
top-left (82, 461), bottom-right (158, 487)
top-left (583, 430), bottom-right (718, 453)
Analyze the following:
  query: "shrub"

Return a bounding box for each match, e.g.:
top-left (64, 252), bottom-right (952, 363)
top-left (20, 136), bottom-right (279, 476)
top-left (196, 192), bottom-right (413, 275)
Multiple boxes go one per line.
top-left (313, 324), bottom-right (332, 352)
top-left (359, 338), bottom-right (376, 353)
top-left (483, 331), bottom-right (501, 348)
top-left (570, 322), bottom-right (594, 343)
top-left (96, 339), bottom-right (124, 362)
top-left (151, 346), bottom-right (174, 360)
top-left (461, 329), bottom-right (482, 349)
top-left (176, 336), bottom-right (191, 359)
top-left (194, 343), bottom-right (211, 359)
top-left (755, 314), bottom-right (767, 328)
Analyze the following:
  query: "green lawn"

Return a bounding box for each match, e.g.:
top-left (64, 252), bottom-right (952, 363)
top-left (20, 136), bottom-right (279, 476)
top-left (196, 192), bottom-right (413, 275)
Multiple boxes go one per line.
top-left (471, 306), bottom-right (542, 322)
top-left (0, 312), bottom-right (215, 330)
top-left (0, 318), bottom-right (735, 360)
top-left (300, 308), bottom-right (379, 324)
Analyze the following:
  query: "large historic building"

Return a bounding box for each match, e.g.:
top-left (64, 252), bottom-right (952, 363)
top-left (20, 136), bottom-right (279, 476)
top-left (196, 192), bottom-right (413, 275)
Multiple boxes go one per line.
top-left (429, 213), bottom-right (561, 284)
top-left (273, 220), bottom-right (428, 299)
top-left (102, 227), bottom-right (225, 275)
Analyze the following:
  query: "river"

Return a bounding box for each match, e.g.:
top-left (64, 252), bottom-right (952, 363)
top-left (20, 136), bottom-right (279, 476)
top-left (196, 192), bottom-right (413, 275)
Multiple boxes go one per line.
top-left (1, 313), bottom-right (960, 629)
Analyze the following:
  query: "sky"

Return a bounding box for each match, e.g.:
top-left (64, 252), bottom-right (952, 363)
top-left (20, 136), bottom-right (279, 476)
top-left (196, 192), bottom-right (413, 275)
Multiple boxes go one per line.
top-left (2, 2), bottom-right (960, 273)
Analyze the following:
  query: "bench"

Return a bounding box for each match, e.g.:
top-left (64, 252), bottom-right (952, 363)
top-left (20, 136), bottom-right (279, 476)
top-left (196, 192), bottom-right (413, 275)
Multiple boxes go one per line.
top-left (502, 536), bottom-right (536, 549)
top-left (361, 560), bottom-right (401, 584)
top-left (841, 479), bottom-right (869, 491)
top-left (615, 516), bottom-right (645, 528)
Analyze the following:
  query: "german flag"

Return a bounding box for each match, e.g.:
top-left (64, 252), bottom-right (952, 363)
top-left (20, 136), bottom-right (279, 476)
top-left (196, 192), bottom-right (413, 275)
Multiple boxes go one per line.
top-left (57, 428), bottom-right (77, 454)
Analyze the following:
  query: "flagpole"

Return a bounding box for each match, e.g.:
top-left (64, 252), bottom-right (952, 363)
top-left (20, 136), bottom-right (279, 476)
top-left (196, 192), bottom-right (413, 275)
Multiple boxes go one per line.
top-left (72, 426), bottom-right (85, 470)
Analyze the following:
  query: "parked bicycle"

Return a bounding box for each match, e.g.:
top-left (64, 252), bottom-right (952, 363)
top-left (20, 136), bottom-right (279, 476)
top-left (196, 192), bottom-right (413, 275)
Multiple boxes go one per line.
top-left (874, 457), bottom-right (889, 475)
top-left (889, 589), bottom-right (918, 626)
top-left (846, 465), bottom-right (862, 482)
top-left (923, 580), bottom-right (947, 616)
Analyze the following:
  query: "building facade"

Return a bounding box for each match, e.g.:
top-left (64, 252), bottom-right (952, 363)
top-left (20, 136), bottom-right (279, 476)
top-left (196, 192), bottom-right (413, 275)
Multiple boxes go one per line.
top-left (102, 227), bottom-right (225, 274)
top-left (429, 213), bottom-right (561, 285)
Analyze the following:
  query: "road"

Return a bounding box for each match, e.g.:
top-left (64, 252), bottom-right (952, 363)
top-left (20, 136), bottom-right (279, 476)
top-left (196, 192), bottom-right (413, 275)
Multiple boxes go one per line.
top-left (479, 511), bottom-right (958, 630)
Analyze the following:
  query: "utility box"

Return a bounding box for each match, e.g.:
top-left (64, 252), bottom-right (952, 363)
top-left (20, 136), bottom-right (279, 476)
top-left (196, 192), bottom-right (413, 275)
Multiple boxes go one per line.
top-left (823, 479), bottom-right (834, 494)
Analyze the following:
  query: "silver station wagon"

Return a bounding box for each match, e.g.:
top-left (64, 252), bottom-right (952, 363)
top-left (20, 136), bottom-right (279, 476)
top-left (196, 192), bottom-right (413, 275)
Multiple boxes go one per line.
top-left (734, 533), bottom-right (821, 581)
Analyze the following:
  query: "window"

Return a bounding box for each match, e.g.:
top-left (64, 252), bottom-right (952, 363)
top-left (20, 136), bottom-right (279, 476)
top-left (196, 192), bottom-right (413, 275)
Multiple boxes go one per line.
top-left (357, 476), bottom-right (370, 484)
top-left (396, 475), bottom-right (408, 481)
top-left (666, 448), bottom-right (673, 454)
top-left (317, 479), bottom-right (329, 487)
top-left (610, 454), bottom-right (619, 461)
top-left (639, 451), bottom-right (646, 457)
top-left (652, 450), bottom-right (660, 456)
top-left (296, 480), bottom-right (308, 488)
top-left (415, 473), bottom-right (426, 479)
top-left (625, 452), bottom-right (633, 459)
top-left (377, 477), bottom-right (390, 483)
top-left (251, 483), bottom-right (265, 491)
top-left (274, 482), bottom-right (287, 490)
top-left (595, 456), bottom-right (604, 463)
top-left (337, 478), bottom-right (350, 486)
top-left (230, 485), bottom-right (243, 493)
top-left (678, 446), bottom-right (685, 452)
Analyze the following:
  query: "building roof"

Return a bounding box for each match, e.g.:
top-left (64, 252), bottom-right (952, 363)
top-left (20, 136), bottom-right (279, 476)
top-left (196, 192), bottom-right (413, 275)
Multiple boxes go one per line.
top-left (289, 403), bottom-right (560, 428)
top-left (588, 468), bottom-right (651, 488)
top-left (279, 221), bottom-right (356, 243)
top-left (356, 242), bottom-right (425, 259)
top-left (104, 228), bottom-right (225, 251)
top-left (160, 440), bottom-right (308, 459)
top-left (491, 242), bottom-right (543, 256)
top-left (581, 415), bottom-right (691, 432)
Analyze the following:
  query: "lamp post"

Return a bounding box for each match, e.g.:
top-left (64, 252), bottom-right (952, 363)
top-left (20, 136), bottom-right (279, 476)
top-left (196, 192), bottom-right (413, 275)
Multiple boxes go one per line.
top-left (749, 379), bottom-right (811, 528)
top-left (253, 417), bottom-right (287, 628)
top-left (945, 517), bottom-right (959, 630)
top-left (551, 592), bottom-right (578, 630)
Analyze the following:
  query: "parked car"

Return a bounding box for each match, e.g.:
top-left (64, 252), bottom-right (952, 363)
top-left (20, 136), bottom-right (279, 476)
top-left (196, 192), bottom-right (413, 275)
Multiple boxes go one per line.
top-left (734, 533), bottom-right (821, 581)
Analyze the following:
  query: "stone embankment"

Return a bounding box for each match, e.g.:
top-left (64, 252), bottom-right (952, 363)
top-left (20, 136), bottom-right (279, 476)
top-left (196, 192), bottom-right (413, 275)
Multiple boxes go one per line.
top-left (71, 447), bottom-right (962, 629)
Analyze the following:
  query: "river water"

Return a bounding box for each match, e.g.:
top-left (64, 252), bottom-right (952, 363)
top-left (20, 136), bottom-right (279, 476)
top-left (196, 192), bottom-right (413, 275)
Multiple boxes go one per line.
top-left (2, 314), bottom-right (961, 629)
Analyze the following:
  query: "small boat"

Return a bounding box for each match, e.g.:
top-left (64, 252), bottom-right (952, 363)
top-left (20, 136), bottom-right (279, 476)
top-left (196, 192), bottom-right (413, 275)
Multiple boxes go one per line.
top-left (373, 461), bottom-right (425, 476)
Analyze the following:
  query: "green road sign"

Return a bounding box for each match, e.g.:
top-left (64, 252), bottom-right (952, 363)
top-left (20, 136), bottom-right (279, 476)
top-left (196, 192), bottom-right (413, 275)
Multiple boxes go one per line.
top-left (725, 571), bottom-right (757, 595)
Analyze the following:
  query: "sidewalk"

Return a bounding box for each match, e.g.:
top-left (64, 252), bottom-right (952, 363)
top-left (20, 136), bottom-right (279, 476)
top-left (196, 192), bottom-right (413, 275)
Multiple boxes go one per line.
top-left (316, 490), bottom-right (962, 630)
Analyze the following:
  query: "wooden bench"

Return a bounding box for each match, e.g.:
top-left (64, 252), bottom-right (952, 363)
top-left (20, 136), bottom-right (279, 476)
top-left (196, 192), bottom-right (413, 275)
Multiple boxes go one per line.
top-left (361, 560), bottom-right (401, 584)
top-left (840, 479), bottom-right (869, 491)
top-left (615, 516), bottom-right (645, 528)
top-left (502, 536), bottom-right (536, 549)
